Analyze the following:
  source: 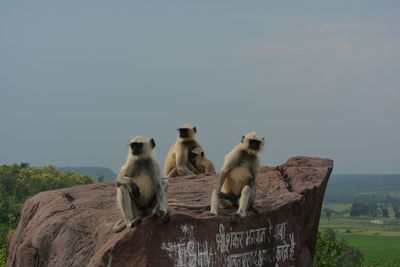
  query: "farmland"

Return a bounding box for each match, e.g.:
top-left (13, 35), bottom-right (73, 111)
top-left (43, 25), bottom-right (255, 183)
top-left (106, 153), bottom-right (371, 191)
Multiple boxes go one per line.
top-left (319, 207), bottom-right (400, 261)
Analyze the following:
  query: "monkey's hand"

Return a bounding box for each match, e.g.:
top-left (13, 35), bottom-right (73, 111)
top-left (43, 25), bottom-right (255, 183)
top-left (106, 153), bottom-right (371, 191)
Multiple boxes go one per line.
top-left (128, 181), bottom-right (140, 198)
top-left (187, 162), bottom-right (197, 173)
top-left (155, 210), bottom-right (170, 224)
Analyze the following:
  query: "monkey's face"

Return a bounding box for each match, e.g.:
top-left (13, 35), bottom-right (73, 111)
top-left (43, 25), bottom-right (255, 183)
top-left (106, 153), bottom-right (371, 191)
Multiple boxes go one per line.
top-left (130, 142), bottom-right (143, 155)
top-left (248, 139), bottom-right (261, 151)
top-left (177, 124), bottom-right (196, 140)
top-left (188, 151), bottom-right (197, 164)
top-left (189, 146), bottom-right (204, 164)
top-left (241, 132), bottom-right (265, 153)
top-left (128, 136), bottom-right (156, 157)
top-left (179, 128), bottom-right (190, 138)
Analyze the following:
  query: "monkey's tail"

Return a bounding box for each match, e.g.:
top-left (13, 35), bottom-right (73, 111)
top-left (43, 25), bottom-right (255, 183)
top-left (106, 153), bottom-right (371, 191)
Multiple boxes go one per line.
top-left (168, 202), bottom-right (210, 210)
top-left (112, 219), bottom-right (127, 233)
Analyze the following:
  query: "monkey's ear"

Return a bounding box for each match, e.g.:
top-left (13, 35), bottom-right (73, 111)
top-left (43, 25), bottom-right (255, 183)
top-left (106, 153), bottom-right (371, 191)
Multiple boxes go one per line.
top-left (241, 136), bottom-right (245, 143)
top-left (150, 138), bottom-right (156, 149)
top-left (193, 127), bottom-right (197, 133)
top-left (201, 152), bottom-right (204, 157)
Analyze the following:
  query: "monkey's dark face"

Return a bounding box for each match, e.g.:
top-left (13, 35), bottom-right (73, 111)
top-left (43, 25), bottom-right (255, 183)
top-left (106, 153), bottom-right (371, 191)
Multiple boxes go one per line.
top-left (248, 139), bottom-right (261, 151)
top-left (189, 151), bottom-right (204, 163)
top-left (130, 142), bottom-right (143, 155)
top-left (188, 151), bottom-right (197, 164)
top-left (179, 128), bottom-right (189, 138)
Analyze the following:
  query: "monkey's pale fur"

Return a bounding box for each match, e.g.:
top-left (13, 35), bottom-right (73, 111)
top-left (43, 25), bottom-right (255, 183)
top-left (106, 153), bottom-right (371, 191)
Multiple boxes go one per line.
top-left (190, 146), bottom-right (216, 174)
top-left (164, 124), bottom-right (214, 178)
top-left (210, 132), bottom-right (265, 223)
top-left (113, 136), bottom-right (169, 232)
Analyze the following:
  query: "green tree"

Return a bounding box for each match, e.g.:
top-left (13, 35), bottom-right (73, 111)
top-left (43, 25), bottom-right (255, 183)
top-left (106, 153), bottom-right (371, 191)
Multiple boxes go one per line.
top-left (0, 245), bottom-right (6, 267)
top-left (338, 240), bottom-right (364, 267)
top-left (314, 229), bottom-right (363, 267)
top-left (323, 208), bottom-right (332, 219)
top-left (314, 230), bottom-right (345, 266)
top-left (381, 208), bottom-right (389, 218)
top-left (0, 163), bottom-right (94, 264)
top-left (96, 175), bottom-right (105, 183)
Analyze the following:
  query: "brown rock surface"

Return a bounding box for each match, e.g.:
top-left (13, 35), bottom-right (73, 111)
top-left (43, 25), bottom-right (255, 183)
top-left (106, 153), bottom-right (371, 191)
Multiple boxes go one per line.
top-left (7, 156), bottom-right (333, 267)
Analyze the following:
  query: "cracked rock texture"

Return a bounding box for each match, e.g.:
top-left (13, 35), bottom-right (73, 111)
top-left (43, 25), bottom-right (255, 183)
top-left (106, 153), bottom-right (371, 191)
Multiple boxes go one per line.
top-left (7, 156), bottom-right (333, 267)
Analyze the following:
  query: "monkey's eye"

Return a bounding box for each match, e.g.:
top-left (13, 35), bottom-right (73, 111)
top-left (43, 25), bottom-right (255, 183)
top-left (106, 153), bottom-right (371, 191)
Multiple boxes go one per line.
top-left (130, 142), bottom-right (143, 150)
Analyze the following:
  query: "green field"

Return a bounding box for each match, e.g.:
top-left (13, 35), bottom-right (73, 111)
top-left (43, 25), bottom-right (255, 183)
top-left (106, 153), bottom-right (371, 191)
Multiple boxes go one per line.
top-left (320, 204), bottom-right (400, 261)
top-left (336, 234), bottom-right (400, 261)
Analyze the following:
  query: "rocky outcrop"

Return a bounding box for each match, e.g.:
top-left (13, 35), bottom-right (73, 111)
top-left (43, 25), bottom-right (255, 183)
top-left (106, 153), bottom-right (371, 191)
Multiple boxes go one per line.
top-left (7, 156), bottom-right (333, 267)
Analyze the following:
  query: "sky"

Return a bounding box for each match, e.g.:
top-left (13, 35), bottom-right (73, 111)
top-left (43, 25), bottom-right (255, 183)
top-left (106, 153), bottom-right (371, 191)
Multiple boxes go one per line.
top-left (1, 1), bottom-right (399, 174)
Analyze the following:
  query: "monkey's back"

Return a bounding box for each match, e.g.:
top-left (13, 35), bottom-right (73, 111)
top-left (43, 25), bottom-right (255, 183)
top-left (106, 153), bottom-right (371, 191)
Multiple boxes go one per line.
top-left (164, 144), bottom-right (177, 176)
top-left (164, 140), bottom-right (201, 177)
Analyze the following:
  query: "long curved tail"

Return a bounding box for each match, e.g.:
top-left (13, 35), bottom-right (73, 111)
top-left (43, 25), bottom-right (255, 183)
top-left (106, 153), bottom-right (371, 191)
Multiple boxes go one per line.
top-left (168, 200), bottom-right (210, 210)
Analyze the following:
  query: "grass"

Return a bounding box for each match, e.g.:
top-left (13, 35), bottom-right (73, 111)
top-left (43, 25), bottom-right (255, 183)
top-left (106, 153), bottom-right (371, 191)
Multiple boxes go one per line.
top-left (336, 234), bottom-right (400, 261)
top-left (319, 203), bottom-right (400, 261)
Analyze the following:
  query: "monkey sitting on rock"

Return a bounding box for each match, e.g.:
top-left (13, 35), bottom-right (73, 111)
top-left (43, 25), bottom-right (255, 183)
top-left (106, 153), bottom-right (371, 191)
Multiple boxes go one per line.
top-left (164, 124), bottom-right (215, 178)
top-left (188, 146), bottom-right (216, 175)
top-left (113, 136), bottom-right (169, 233)
top-left (209, 132), bottom-right (265, 223)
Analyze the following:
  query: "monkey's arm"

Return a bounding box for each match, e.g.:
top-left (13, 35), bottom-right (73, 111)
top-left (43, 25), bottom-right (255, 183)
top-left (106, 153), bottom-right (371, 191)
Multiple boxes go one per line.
top-left (210, 164), bottom-right (235, 215)
top-left (247, 162), bottom-right (259, 211)
top-left (152, 163), bottom-right (169, 215)
top-left (116, 176), bottom-right (140, 198)
top-left (216, 170), bottom-right (229, 193)
top-left (216, 153), bottom-right (241, 192)
top-left (176, 148), bottom-right (196, 176)
top-left (207, 159), bottom-right (216, 174)
top-left (166, 168), bottom-right (178, 178)
top-left (187, 161), bottom-right (197, 173)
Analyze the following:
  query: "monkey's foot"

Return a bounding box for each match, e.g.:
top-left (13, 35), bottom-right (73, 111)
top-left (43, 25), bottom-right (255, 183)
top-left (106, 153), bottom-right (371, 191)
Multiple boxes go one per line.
top-left (207, 213), bottom-right (217, 217)
top-left (248, 206), bottom-right (259, 215)
top-left (161, 213), bottom-right (170, 224)
top-left (232, 213), bottom-right (242, 224)
top-left (155, 210), bottom-right (170, 224)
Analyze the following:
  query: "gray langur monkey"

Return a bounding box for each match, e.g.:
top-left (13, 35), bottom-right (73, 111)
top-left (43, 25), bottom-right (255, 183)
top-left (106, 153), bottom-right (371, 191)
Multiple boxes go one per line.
top-left (166, 147), bottom-right (215, 210)
top-left (164, 124), bottom-right (214, 178)
top-left (113, 136), bottom-right (169, 233)
top-left (188, 146), bottom-right (216, 175)
top-left (209, 132), bottom-right (265, 223)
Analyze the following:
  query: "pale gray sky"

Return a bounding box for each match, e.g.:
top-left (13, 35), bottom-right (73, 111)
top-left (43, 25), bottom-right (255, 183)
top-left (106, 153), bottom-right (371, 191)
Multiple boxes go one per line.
top-left (1, 1), bottom-right (399, 174)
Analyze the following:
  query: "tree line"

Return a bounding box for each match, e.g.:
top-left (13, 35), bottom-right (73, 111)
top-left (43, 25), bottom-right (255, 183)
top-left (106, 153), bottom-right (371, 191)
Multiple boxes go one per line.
top-left (323, 202), bottom-right (400, 219)
top-left (0, 163), bottom-right (93, 266)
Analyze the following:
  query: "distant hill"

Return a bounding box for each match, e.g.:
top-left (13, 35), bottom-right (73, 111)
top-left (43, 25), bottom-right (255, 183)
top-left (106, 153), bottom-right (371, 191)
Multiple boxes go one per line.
top-left (56, 167), bottom-right (116, 182)
top-left (325, 173), bottom-right (400, 203)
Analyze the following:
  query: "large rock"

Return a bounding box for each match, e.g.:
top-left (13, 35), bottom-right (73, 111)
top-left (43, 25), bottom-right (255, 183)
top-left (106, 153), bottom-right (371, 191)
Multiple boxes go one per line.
top-left (7, 156), bottom-right (333, 267)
